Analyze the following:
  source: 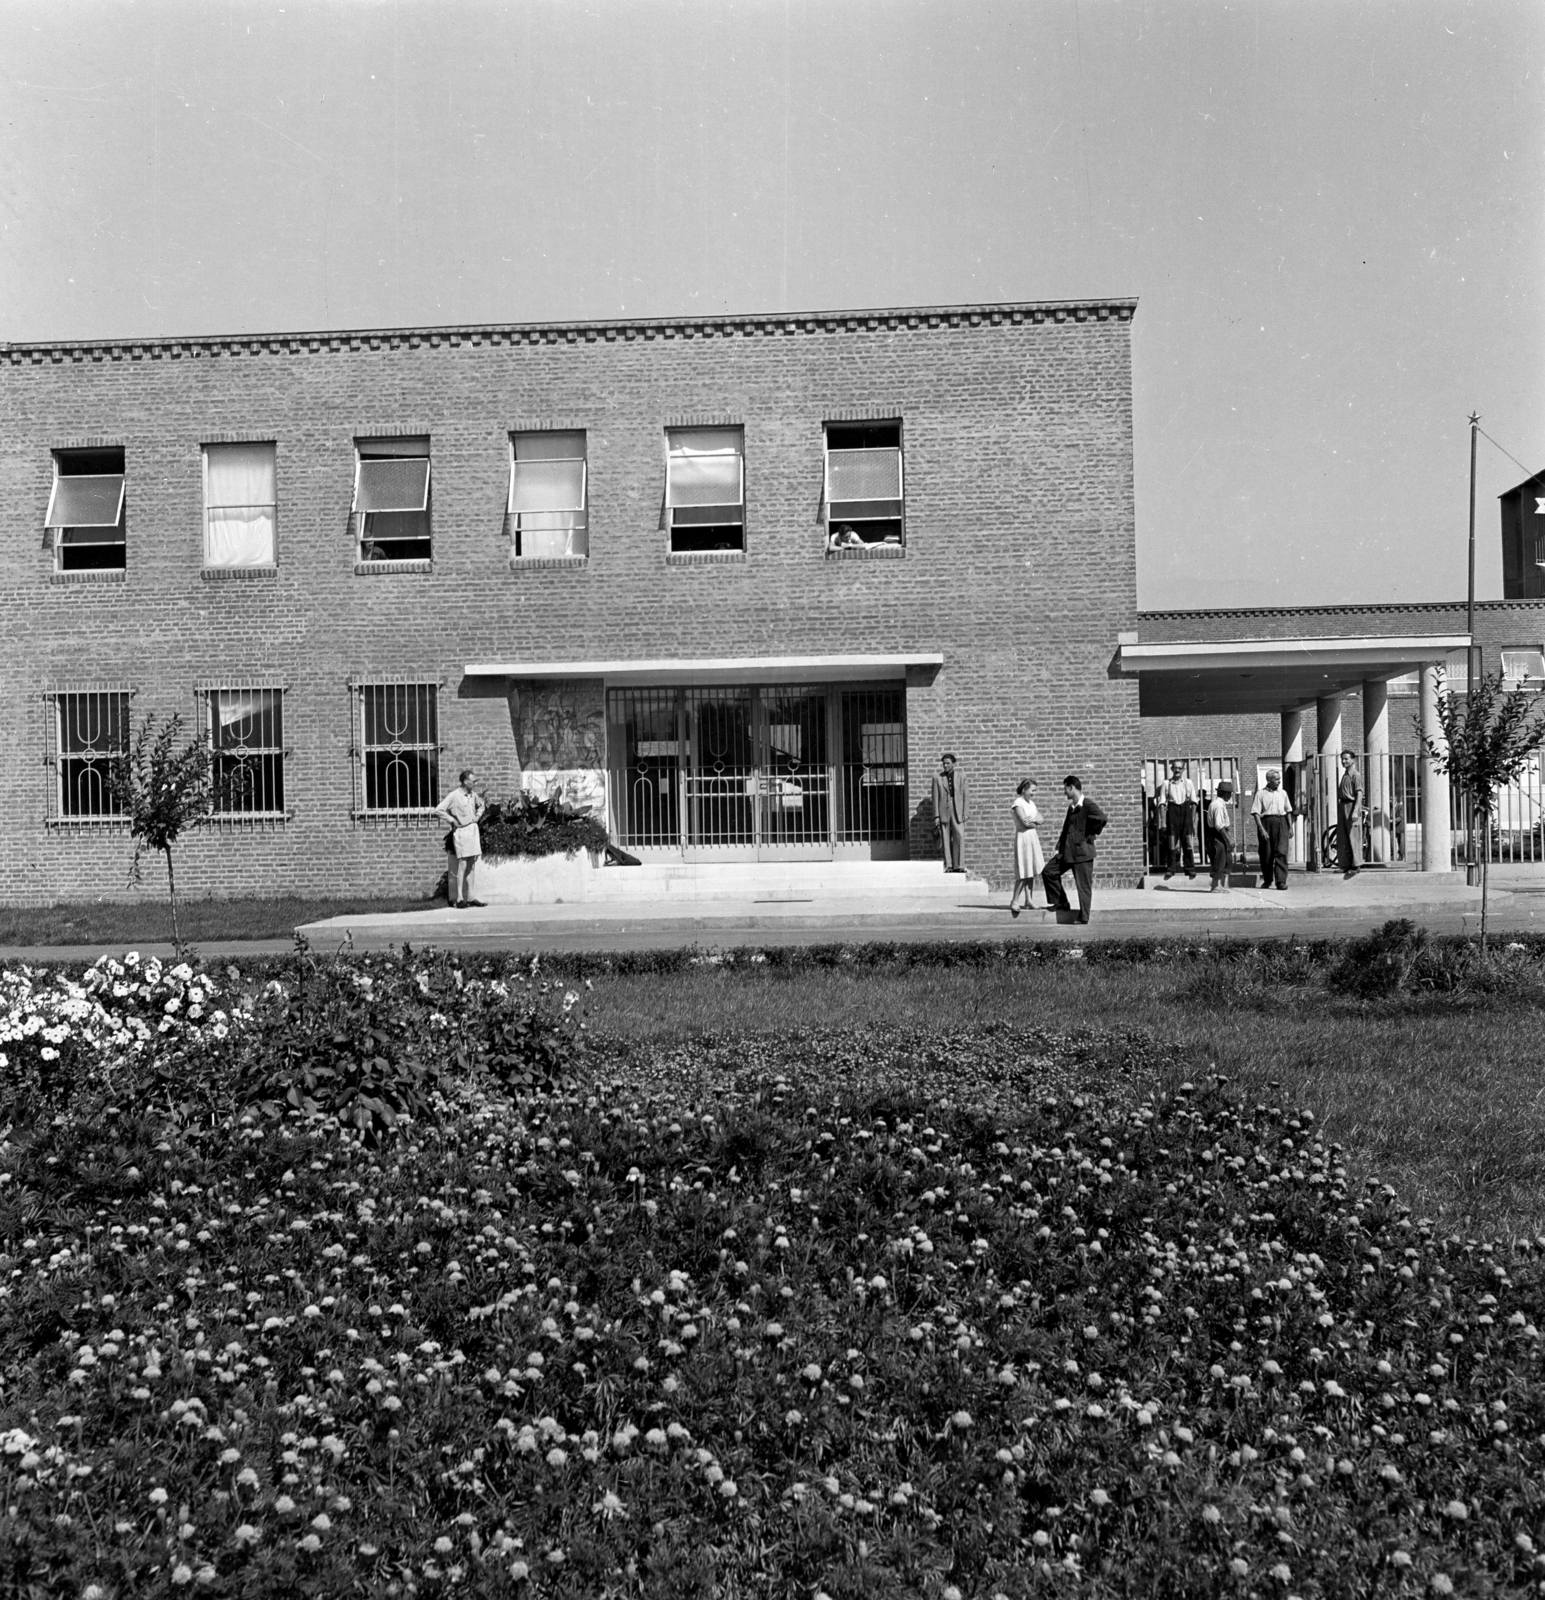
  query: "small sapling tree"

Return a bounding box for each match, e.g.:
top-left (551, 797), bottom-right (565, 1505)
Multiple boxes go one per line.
top-left (1421, 666), bottom-right (1545, 955)
top-left (108, 712), bottom-right (212, 955)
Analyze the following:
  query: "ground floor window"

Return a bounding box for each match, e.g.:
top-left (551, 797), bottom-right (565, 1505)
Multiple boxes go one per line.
top-left (354, 681), bottom-right (441, 814)
top-left (607, 683), bottom-right (907, 856)
top-left (202, 687), bottom-right (286, 818)
top-left (49, 689), bottom-right (130, 820)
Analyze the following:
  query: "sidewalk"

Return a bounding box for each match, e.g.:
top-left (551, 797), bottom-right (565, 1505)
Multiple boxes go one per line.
top-left (2, 868), bottom-right (1537, 964)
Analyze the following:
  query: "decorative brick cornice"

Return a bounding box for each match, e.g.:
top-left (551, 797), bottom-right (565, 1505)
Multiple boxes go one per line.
top-left (1136, 598), bottom-right (1545, 622)
top-left (1, 299), bottom-right (1139, 367)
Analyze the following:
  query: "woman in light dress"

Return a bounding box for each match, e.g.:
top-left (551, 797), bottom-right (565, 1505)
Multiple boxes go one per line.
top-left (1008, 777), bottom-right (1046, 917)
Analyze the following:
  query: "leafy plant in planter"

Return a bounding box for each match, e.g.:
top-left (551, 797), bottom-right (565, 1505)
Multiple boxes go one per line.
top-left (473, 788), bottom-right (612, 862)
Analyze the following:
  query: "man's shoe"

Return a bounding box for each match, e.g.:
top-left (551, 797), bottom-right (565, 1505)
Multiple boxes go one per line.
top-left (465, 899), bottom-right (487, 908)
top-left (455, 901), bottom-right (467, 909)
top-left (1163, 871), bottom-right (1174, 880)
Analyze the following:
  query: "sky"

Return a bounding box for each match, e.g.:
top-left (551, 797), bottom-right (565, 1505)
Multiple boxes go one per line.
top-left (2, 0), bottom-right (1541, 610)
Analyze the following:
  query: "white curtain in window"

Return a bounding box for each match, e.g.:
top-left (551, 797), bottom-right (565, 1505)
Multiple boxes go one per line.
top-left (206, 444), bottom-right (277, 567)
top-left (667, 429), bottom-right (743, 507)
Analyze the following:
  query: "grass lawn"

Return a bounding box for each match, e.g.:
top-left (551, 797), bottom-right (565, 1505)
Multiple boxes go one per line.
top-left (0, 896), bottom-right (438, 947)
top-left (580, 958), bottom-right (1545, 1241)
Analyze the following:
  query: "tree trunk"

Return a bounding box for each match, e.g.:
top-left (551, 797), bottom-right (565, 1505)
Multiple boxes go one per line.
top-left (164, 846), bottom-right (183, 956)
top-left (1480, 813), bottom-right (1489, 959)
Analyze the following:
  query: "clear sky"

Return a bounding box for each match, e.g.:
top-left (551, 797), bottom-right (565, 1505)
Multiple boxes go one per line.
top-left (2, 0), bottom-right (1540, 610)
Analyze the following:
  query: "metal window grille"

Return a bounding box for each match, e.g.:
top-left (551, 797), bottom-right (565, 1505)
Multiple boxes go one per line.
top-left (203, 687), bottom-right (286, 818)
top-left (47, 690), bottom-right (131, 821)
top-left (838, 689), bottom-right (908, 841)
top-left (356, 682), bottom-right (441, 814)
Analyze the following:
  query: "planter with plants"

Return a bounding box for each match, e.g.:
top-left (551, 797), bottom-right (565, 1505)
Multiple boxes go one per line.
top-left (446, 789), bottom-right (617, 904)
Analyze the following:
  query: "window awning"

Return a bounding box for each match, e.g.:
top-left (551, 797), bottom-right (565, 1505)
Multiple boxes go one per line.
top-left (1116, 633), bottom-right (1472, 716)
top-left (463, 652), bottom-right (944, 686)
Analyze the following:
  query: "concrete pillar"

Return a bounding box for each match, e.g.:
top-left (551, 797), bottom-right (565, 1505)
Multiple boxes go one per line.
top-left (1314, 694), bottom-right (1346, 870)
top-left (1315, 693), bottom-right (1344, 756)
top-left (1281, 706), bottom-right (1309, 866)
top-left (1363, 678), bottom-right (1391, 863)
top-left (1419, 663), bottom-right (1452, 873)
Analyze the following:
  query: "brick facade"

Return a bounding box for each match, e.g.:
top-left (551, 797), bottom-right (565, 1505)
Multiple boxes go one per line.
top-left (0, 302), bottom-right (1143, 904)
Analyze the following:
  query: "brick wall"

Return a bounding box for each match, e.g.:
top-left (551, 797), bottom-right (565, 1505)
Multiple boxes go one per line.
top-left (0, 304), bottom-right (1142, 904)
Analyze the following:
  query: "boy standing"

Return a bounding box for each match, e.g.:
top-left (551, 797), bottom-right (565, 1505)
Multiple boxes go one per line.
top-left (1207, 781), bottom-right (1234, 892)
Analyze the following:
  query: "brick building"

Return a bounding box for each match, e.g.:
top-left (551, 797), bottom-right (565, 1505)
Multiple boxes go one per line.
top-left (0, 299), bottom-right (1143, 906)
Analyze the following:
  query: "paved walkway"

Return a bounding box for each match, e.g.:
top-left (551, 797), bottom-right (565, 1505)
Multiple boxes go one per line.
top-left (5, 867), bottom-right (1536, 962)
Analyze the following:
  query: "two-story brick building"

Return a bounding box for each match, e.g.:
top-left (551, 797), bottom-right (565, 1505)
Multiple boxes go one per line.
top-left (0, 300), bottom-right (1145, 905)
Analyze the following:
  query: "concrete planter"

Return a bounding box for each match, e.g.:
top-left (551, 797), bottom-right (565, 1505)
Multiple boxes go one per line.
top-left (475, 851), bottom-right (601, 904)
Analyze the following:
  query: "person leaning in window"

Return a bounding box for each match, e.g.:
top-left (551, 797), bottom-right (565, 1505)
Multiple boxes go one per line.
top-left (932, 752), bottom-right (967, 873)
top-left (435, 768), bottom-right (487, 908)
top-left (1007, 778), bottom-right (1045, 917)
top-left (1335, 750), bottom-right (1363, 879)
top-left (1161, 761), bottom-right (1199, 879)
top-left (1042, 774), bottom-right (1107, 925)
top-left (1207, 781), bottom-right (1235, 892)
top-left (1251, 768), bottom-right (1294, 890)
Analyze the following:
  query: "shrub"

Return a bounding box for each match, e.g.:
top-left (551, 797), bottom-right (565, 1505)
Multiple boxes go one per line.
top-left (473, 791), bottom-right (611, 863)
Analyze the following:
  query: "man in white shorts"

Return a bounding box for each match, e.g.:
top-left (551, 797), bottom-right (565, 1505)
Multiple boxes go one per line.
top-left (435, 768), bottom-right (487, 908)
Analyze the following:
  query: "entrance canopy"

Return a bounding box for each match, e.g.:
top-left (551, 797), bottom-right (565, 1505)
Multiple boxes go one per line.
top-left (1116, 633), bottom-right (1471, 716)
top-left (463, 651), bottom-right (943, 687)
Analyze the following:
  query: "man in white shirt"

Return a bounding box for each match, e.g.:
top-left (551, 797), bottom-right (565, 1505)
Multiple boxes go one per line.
top-left (435, 769), bottom-right (488, 908)
top-left (1161, 761), bottom-right (1198, 879)
top-left (1251, 768), bottom-right (1294, 890)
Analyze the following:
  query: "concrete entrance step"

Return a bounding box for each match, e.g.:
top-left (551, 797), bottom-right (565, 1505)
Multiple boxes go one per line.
top-left (585, 860), bottom-right (992, 902)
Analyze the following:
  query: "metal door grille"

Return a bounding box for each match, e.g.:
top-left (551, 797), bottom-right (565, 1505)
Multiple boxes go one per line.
top-left (611, 687), bottom-right (683, 848)
top-left (839, 689), bottom-right (908, 841)
top-left (757, 688), bottom-right (831, 852)
top-left (683, 687), bottom-right (756, 848)
top-left (1142, 757), bottom-right (1242, 874)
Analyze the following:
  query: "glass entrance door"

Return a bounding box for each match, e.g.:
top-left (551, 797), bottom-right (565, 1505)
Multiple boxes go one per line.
top-left (608, 684), bottom-right (900, 860)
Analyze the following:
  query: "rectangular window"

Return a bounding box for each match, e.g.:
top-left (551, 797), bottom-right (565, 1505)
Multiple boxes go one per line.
top-left (509, 432), bottom-right (587, 558)
top-left (1501, 648), bottom-right (1545, 687)
top-left (358, 683), bottom-right (441, 812)
top-left (355, 437), bottom-right (431, 563)
top-left (1385, 672), bottom-right (1419, 697)
top-left (1442, 650), bottom-right (1470, 690)
top-left (54, 691), bottom-right (130, 819)
top-left (666, 427), bottom-right (744, 552)
top-left (825, 421), bottom-right (903, 548)
top-left (206, 688), bottom-right (286, 817)
top-left (204, 442), bottom-right (277, 567)
top-left (46, 449), bottom-right (126, 572)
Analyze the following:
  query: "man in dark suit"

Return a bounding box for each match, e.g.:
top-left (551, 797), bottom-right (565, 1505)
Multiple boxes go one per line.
top-left (1042, 774), bottom-right (1107, 924)
top-left (931, 752), bottom-right (967, 873)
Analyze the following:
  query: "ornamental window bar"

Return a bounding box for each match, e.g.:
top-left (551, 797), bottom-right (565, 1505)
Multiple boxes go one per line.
top-left (666, 428), bottom-right (744, 552)
top-left (354, 437), bottom-right (432, 564)
top-left (202, 688), bottom-right (286, 819)
top-left (509, 432), bottom-right (587, 559)
top-left (838, 689), bottom-right (908, 840)
top-left (45, 448), bottom-right (126, 572)
top-left (203, 442), bottom-right (277, 568)
top-left (48, 690), bottom-right (131, 821)
top-left (824, 422), bottom-right (904, 549)
top-left (355, 682), bottom-right (442, 815)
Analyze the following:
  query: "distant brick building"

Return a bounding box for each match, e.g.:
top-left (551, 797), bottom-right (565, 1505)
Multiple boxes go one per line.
top-left (0, 300), bottom-right (1143, 905)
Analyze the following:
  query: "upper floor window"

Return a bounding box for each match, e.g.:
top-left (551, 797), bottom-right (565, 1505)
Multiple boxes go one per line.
top-left (204, 687), bottom-right (286, 818)
top-left (825, 421), bottom-right (904, 549)
top-left (204, 442), bottom-right (277, 568)
top-left (46, 449), bottom-right (126, 572)
top-left (509, 432), bottom-right (587, 559)
top-left (666, 428), bottom-right (744, 553)
top-left (52, 690), bottom-right (130, 820)
top-left (1501, 647), bottom-right (1545, 688)
top-left (355, 437), bottom-right (431, 564)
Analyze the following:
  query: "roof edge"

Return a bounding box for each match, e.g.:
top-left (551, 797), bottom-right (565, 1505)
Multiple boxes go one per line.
top-left (2, 297), bottom-right (1139, 362)
top-left (1137, 598), bottom-right (1543, 621)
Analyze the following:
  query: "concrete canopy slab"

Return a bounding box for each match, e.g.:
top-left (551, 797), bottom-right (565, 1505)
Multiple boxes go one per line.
top-left (1117, 634), bottom-right (1470, 716)
top-left (462, 652), bottom-right (944, 686)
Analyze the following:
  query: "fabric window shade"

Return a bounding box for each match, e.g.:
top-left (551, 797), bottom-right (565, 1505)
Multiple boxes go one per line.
top-left (668, 430), bottom-right (743, 508)
top-left (205, 444), bottom-right (276, 567)
top-left (46, 476), bottom-right (124, 528)
top-left (213, 689), bottom-right (281, 745)
top-left (357, 457), bottom-right (430, 514)
top-left (514, 431), bottom-right (585, 461)
top-left (510, 458), bottom-right (585, 514)
top-left (1502, 650), bottom-right (1545, 682)
top-left (828, 448), bottom-right (902, 503)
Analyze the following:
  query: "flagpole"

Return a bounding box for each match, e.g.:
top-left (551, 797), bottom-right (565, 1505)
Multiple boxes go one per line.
top-left (1466, 411), bottom-right (1480, 885)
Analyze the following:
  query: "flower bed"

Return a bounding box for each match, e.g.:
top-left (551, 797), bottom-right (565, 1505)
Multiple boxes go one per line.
top-left (1, 954), bottom-right (1543, 1596)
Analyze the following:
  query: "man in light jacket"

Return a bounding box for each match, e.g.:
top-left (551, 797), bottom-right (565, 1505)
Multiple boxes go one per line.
top-left (931, 753), bottom-right (967, 873)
